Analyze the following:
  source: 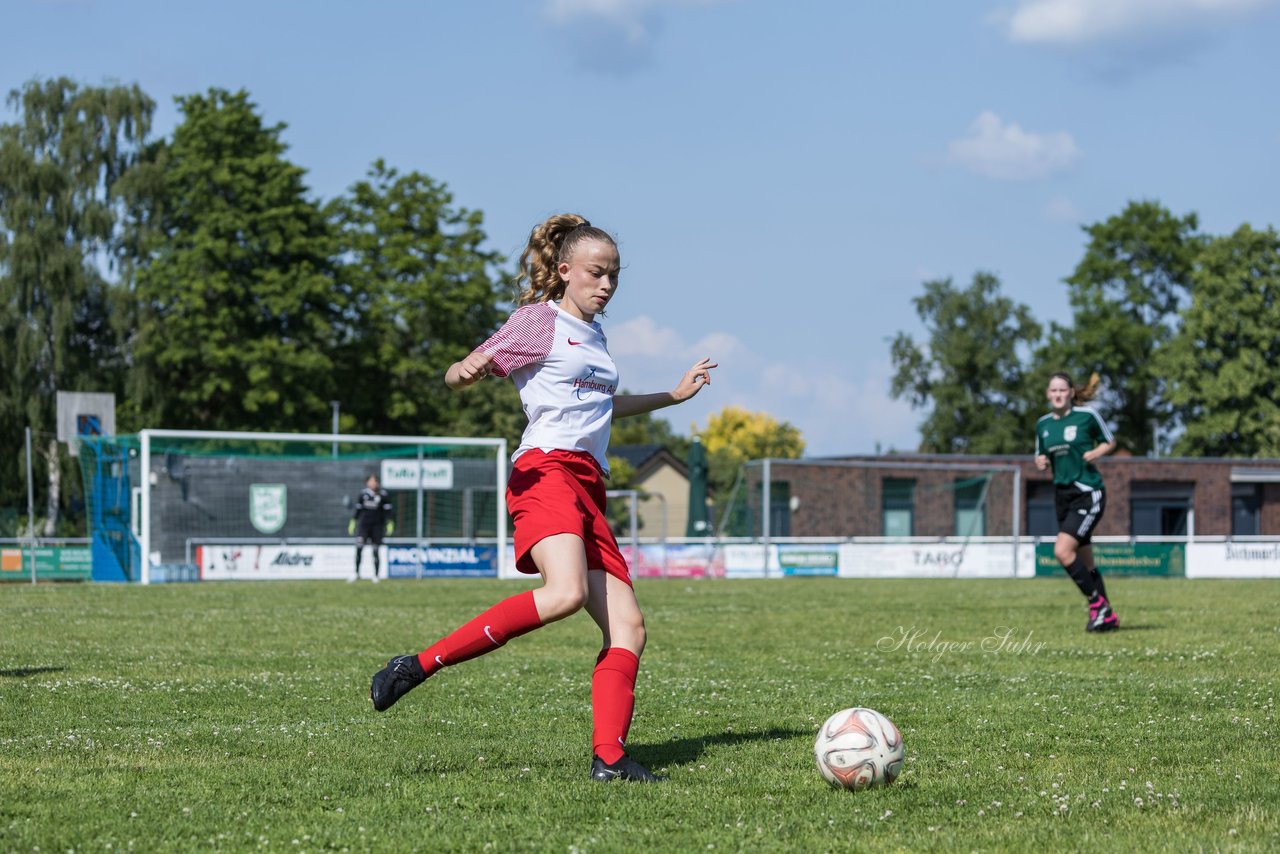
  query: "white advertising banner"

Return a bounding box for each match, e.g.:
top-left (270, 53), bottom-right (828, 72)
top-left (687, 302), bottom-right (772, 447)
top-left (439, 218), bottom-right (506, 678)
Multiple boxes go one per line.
top-left (1187, 542), bottom-right (1280, 578)
top-left (198, 544), bottom-right (372, 581)
top-left (838, 542), bottom-right (1036, 579)
top-left (380, 459), bottom-right (454, 490)
top-left (723, 544), bottom-right (772, 579)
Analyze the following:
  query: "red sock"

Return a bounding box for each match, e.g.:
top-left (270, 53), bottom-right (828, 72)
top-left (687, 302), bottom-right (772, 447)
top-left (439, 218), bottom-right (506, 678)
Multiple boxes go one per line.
top-left (417, 590), bottom-right (543, 676)
top-left (591, 647), bottom-right (640, 765)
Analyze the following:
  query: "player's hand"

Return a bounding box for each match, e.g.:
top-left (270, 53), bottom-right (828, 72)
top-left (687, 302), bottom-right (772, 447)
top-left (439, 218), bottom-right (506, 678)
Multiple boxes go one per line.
top-left (386, 521), bottom-right (395, 536)
top-left (450, 352), bottom-right (494, 388)
top-left (348, 519), bottom-right (356, 536)
top-left (1034, 455), bottom-right (1049, 471)
top-left (673, 357), bottom-right (718, 402)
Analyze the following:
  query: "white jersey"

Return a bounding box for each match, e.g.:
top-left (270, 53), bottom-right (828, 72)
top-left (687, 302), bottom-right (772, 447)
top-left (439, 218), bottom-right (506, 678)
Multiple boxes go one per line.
top-left (478, 301), bottom-right (618, 475)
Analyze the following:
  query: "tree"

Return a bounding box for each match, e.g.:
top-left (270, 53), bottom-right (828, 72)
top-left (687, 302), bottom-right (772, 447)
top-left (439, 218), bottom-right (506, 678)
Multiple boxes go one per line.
top-left (326, 160), bottom-right (521, 446)
top-left (889, 272), bottom-right (1042, 454)
top-left (609, 408), bottom-right (691, 461)
top-left (131, 89), bottom-right (340, 432)
top-left (1058, 200), bottom-right (1201, 455)
top-left (1159, 225), bottom-right (1280, 456)
top-left (698, 405), bottom-right (805, 500)
top-left (0, 78), bottom-right (155, 534)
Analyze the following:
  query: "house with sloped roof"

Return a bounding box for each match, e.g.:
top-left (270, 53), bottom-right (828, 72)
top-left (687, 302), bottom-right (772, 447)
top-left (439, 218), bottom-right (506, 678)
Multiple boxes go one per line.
top-left (608, 444), bottom-right (689, 538)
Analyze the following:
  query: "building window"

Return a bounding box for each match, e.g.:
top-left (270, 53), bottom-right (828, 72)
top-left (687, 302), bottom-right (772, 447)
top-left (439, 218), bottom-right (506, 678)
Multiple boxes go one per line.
top-left (1232, 483), bottom-right (1261, 536)
top-left (769, 481), bottom-right (791, 537)
top-left (1026, 481), bottom-right (1057, 537)
top-left (1130, 481), bottom-right (1194, 536)
top-left (954, 476), bottom-right (987, 537)
top-left (882, 478), bottom-right (915, 537)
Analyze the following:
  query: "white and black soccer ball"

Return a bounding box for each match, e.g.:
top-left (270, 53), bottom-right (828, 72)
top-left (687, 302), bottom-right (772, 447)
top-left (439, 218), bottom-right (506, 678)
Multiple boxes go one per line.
top-left (814, 707), bottom-right (904, 790)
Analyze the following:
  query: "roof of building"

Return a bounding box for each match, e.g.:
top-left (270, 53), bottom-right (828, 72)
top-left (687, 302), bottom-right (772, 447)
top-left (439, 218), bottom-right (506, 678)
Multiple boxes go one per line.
top-left (610, 443), bottom-right (689, 481)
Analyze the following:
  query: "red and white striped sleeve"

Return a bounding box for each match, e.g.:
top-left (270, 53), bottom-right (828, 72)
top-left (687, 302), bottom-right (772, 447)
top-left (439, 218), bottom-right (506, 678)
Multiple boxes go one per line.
top-left (476, 303), bottom-right (556, 378)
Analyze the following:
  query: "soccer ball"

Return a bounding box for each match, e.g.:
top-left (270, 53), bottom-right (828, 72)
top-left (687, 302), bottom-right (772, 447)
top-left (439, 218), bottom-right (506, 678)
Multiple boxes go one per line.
top-left (814, 707), bottom-right (904, 790)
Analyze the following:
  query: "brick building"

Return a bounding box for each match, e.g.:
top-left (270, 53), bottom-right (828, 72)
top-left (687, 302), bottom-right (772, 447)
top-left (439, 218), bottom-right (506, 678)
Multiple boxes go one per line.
top-left (741, 454), bottom-right (1280, 539)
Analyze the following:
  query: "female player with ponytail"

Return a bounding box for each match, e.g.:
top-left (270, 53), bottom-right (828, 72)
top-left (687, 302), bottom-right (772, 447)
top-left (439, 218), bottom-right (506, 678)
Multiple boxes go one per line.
top-left (1034, 372), bottom-right (1120, 632)
top-left (370, 213), bottom-right (716, 782)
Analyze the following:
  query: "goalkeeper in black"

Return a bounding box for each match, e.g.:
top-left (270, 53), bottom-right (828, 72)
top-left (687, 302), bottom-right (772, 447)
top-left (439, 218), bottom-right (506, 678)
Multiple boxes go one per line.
top-left (350, 474), bottom-right (393, 583)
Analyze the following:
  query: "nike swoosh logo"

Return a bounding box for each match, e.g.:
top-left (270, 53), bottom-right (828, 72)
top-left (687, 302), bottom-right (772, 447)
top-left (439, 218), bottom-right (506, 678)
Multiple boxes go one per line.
top-left (567, 338), bottom-right (584, 346)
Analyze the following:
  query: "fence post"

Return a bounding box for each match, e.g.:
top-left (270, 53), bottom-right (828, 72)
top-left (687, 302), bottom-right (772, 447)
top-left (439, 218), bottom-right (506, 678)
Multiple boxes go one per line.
top-left (762, 459), bottom-right (771, 578)
top-left (25, 427), bottom-right (36, 585)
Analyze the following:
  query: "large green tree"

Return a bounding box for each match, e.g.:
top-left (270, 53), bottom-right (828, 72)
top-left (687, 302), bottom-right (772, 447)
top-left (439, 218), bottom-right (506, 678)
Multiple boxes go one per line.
top-left (131, 89), bottom-right (340, 432)
top-left (0, 78), bottom-right (154, 534)
top-left (1159, 225), bottom-right (1280, 456)
top-left (1057, 200), bottom-right (1201, 455)
top-left (890, 272), bottom-right (1042, 454)
top-left (326, 160), bottom-right (522, 446)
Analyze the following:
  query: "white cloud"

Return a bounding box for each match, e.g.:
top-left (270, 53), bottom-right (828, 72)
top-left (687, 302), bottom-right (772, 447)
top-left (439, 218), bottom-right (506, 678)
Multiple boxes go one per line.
top-left (608, 315), bottom-right (686, 358)
top-left (544, 0), bottom-right (654, 42)
top-left (608, 316), bottom-right (919, 455)
top-left (1002, 0), bottom-right (1273, 46)
top-left (947, 111), bottom-right (1081, 181)
top-left (541, 0), bottom-right (737, 73)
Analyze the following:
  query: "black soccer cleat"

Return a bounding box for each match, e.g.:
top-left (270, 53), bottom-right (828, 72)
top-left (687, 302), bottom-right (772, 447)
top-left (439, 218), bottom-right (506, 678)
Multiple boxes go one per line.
top-left (370, 654), bottom-right (427, 711)
top-left (590, 754), bottom-right (662, 783)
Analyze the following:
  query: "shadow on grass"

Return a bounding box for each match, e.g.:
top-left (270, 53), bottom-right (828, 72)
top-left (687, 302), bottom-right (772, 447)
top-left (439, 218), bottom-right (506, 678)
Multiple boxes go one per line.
top-left (638, 726), bottom-right (813, 770)
top-left (0, 666), bottom-right (66, 678)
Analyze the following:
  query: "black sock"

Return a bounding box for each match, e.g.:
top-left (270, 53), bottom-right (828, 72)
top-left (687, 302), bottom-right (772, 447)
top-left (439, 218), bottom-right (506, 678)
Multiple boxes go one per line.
top-left (1063, 556), bottom-right (1096, 599)
top-left (355, 547), bottom-right (363, 576)
top-left (1089, 569), bottom-right (1108, 601)
top-left (373, 551), bottom-right (380, 577)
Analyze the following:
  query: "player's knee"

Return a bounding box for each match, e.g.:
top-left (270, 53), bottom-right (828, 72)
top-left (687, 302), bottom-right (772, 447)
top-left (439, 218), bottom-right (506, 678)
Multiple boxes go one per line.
top-left (612, 611), bottom-right (646, 654)
top-left (539, 582), bottom-right (588, 621)
top-left (1054, 542), bottom-right (1076, 565)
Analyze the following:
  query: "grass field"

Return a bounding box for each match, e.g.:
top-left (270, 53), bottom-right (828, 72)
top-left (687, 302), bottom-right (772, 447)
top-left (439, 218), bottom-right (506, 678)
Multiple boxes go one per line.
top-left (2, 576), bottom-right (1277, 852)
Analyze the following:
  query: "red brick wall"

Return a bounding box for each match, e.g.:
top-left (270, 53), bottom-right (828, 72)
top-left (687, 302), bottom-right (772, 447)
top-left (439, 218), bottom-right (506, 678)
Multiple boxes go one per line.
top-left (763, 456), bottom-right (1280, 538)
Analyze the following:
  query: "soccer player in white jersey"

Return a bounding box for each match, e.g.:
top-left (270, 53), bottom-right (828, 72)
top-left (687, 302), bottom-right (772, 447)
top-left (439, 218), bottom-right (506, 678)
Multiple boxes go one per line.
top-left (1035, 372), bottom-right (1120, 632)
top-left (370, 213), bottom-right (717, 782)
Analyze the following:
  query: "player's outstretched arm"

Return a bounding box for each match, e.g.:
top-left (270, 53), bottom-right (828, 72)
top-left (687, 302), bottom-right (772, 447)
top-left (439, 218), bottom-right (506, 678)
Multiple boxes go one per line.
top-left (614, 357), bottom-right (717, 419)
top-left (446, 352), bottom-right (494, 390)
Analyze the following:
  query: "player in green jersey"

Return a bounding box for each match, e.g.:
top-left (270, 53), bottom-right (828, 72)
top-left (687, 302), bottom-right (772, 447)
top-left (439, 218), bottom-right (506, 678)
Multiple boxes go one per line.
top-left (1034, 372), bottom-right (1120, 632)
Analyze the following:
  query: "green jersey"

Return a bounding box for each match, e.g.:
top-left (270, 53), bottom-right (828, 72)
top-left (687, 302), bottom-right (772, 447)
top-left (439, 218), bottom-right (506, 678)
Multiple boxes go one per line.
top-left (1035, 407), bottom-right (1114, 490)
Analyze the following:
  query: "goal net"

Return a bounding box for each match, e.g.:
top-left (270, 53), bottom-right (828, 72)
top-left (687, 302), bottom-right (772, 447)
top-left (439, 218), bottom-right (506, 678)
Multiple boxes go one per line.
top-left (77, 429), bottom-right (508, 583)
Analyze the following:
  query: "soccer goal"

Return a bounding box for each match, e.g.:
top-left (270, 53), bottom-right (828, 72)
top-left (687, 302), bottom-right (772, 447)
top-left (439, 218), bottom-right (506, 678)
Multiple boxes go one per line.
top-left (78, 429), bottom-right (508, 584)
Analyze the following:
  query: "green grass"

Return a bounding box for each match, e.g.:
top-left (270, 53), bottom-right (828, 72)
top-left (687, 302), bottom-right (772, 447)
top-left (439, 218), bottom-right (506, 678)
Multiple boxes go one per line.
top-left (2, 577), bottom-right (1277, 852)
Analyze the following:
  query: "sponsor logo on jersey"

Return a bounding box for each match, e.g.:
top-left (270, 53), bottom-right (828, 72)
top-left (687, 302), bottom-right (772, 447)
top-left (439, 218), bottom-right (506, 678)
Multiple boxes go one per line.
top-left (567, 338), bottom-right (584, 346)
top-left (573, 367), bottom-right (617, 400)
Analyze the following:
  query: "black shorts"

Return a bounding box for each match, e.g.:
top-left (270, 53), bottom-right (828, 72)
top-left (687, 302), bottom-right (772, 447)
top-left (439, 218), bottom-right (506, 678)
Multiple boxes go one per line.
top-left (1055, 486), bottom-right (1105, 545)
top-left (355, 521), bottom-right (385, 546)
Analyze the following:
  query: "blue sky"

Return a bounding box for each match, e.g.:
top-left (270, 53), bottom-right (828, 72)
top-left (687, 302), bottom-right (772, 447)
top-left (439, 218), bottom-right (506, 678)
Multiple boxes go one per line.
top-left (5, 0), bottom-right (1278, 455)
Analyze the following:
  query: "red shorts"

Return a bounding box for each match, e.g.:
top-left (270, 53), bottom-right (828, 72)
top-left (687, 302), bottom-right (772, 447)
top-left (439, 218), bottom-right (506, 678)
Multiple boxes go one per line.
top-left (507, 449), bottom-right (631, 585)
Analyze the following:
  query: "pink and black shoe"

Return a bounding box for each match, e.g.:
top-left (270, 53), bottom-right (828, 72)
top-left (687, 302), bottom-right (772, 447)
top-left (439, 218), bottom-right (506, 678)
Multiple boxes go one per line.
top-left (1086, 595), bottom-right (1120, 633)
